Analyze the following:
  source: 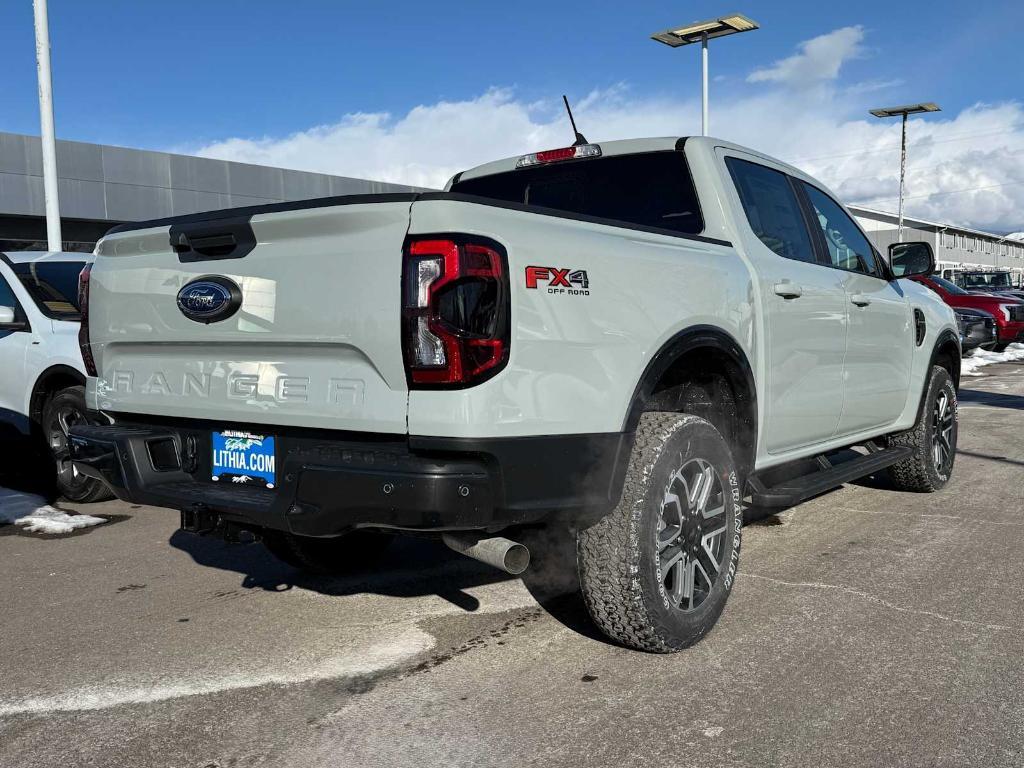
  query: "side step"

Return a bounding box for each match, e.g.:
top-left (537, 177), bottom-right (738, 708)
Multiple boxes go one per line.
top-left (749, 446), bottom-right (913, 508)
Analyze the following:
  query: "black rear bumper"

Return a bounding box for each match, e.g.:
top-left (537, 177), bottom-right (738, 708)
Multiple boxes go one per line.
top-left (69, 416), bottom-right (630, 536)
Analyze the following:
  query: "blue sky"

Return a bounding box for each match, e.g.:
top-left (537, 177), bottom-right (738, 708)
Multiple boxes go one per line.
top-left (0, 0), bottom-right (1018, 148)
top-left (1, 1), bottom-right (1023, 229)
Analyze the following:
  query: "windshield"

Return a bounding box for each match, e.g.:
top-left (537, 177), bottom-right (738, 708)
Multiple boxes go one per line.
top-left (450, 151), bottom-right (704, 236)
top-left (11, 261), bottom-right (86, 320)
top-left (930, 276), bottom-right (969, 295)
top-left (961, 272), bottom-right (1012, 289)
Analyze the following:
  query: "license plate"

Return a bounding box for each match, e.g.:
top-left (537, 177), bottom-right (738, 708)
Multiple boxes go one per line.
top-left (211, 430), bottom-right (276, 489)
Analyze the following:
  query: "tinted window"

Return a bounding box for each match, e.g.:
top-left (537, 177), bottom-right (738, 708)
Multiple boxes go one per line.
top-left (725, 158), bottom-right (815, 263)
top-left (450, 152), bottom-right (704, 235)
top-left (11, 261), bottom-right (86, 319)
top-left (930, 276), bottom-right (968, 295)
top-left (0, 275), bottom-right (17, 310)
top-left (801, 185), bottom-right (880, 276)
top-left (961, 272), bottom-right (1011, 289)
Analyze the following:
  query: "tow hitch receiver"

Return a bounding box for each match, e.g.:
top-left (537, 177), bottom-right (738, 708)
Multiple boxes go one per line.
top-left (180, 504), bottom-right (220, 535)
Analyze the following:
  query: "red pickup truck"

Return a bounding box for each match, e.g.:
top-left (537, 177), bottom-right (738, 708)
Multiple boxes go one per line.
top-left (912, 275), bottom-right (1024, 351)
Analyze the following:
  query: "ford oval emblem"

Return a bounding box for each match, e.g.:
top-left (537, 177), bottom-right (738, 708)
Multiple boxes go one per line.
top-left (176, 276), bottom-right (242, 324)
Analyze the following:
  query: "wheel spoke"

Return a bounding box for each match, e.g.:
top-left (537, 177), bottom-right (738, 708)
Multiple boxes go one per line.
top-left (680, 558), bottom-right (696, 609)
top-left (700, 524), bottom-right (727, 573)
top-left (661, 545), bottom-right (684, 577)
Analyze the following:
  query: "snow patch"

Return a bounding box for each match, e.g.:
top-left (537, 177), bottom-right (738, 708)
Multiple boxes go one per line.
top-left (960, 343), bottom-right (1024, 377)
top-left (0, 488), bottom-right (106, 535)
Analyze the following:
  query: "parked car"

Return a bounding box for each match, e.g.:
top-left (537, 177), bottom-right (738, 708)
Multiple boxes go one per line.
top-left (0, 251), bottom-right (111, 502)
top-left (70, 136), bottom-right (960, 652)
top-left (954, 307), bottom-right (997, 355)
top-left (953, 269), bottom-right (1024, 302)
top-left (911, 274), bottom-right (1024, 351)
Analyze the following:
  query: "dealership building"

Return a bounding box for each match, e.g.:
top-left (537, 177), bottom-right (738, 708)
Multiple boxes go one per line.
top-left (0, 131), bottom-right (418, 253)
top-left (851, 205), bottom-right (1024, 281)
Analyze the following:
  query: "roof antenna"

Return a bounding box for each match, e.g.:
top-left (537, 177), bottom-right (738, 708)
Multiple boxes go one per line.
top-left (562, 95), bottom-right (589, 146)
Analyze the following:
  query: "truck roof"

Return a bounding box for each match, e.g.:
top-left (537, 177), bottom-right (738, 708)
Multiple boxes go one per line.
top-left (448, 136), bottom-right (820, 188)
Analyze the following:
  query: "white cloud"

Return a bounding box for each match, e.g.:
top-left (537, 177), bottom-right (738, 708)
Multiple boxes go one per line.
top-left (192, 30), bottom-right (1024, 233)
top-left (748, 26), bottom-right (865, 87)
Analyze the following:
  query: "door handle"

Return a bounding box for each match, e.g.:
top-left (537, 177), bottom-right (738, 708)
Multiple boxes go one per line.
top-left (850, 293), bottom-right (871, 307)
top-left (773, 281), bottom-right (803, 299)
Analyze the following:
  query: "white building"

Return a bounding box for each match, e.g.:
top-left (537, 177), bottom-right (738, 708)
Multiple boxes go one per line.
top-left (850, 205), bottom-right (1024, 285)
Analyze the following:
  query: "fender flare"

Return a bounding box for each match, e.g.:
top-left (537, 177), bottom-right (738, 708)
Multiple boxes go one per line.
top-left (911, 329), bottom-right (960, 425)
top-left (29, 364), bottom-right (86, 422)
top-left (621, 325), bottom-right (758, 474)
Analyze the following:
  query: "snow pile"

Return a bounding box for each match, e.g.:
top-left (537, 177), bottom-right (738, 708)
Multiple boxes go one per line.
top-left (0, 488), bottom-right (106, 534)
top-left (961, 343), bottom-right (1024, 377)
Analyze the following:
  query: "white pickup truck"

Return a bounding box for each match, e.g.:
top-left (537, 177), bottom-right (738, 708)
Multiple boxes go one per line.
top-left (70, 136), bottom-right (960, 652)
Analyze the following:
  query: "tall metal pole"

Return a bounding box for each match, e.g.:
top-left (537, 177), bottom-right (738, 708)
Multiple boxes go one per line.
top-left (701, 32), bottom-right (709, 136)
top-left (33, 0), bottom-right (62, 251)
top-left (897, 111), bottom-right (907, 243)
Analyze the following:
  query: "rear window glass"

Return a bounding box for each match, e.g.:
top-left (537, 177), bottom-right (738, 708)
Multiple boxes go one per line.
top-left (450, 151), bottom-right (704, 235)
top-left (11, 261), bottom-right (86, 320)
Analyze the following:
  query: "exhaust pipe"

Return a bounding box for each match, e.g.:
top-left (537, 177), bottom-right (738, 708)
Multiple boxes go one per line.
top-left (442, 533), bottom-right (530, 575)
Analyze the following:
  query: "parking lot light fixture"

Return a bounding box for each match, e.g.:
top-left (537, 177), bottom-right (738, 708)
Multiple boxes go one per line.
top-left (651, 13), bottom-right (760, 137)
top-left (869, 102), bottom-right (942, 243)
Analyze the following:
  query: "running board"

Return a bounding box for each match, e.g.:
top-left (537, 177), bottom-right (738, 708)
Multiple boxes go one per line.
top-left (748, 446), bottom-right (913, 508)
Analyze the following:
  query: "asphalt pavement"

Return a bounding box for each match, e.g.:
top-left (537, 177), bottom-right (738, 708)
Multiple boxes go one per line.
top-left (2, 360), bottom-right (1023, 768)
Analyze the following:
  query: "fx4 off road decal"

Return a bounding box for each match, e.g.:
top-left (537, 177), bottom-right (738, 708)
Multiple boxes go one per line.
top-left (525, 266), bottom-right (590, 296)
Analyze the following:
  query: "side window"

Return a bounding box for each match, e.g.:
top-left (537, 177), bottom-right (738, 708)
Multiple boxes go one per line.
top-left (0, 274), bottom-right (18, 310)
top-left (801, 184), bottom-right (881, 276)
top-left (725, 157), bottom-right (816, 264)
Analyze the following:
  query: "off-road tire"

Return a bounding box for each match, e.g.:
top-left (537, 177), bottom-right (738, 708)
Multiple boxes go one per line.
top-left (262, 530), bottom-right (392, 574)
top-left (577, 412), bottom-right (743, 653)
top-left (887, 365), bottom-right (957, 492)
top-left (44, 386), bottom-right (113, 503)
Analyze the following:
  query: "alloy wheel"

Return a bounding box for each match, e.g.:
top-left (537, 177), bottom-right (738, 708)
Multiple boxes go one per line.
top-left (656, 458), bottom-right (728, 612)
top-left (48, 403), bottom-right (89, 492)
top-left (931, 389), bottom-right (955, 476)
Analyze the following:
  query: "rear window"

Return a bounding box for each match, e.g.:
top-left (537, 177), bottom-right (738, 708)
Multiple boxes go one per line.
top-left (11, 261), bottom-right (86, 320)
top-left (450, 151), bottom-right (704, 235)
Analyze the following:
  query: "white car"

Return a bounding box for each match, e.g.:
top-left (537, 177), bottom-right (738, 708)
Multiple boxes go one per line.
top-left (0, 251), bottom-right (110, 502)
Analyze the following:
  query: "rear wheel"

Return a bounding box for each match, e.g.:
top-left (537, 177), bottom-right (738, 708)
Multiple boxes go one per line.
top-left (887, 365), bottom-right (958, 492)
top-left (262, 530), bottom-right (393, 574)
top-left (993, 343), bottom-right (1009, 353)
top-left (43, 386), bottom-right (113, 503)
top-left (577, 412), bottom-right (742, 652)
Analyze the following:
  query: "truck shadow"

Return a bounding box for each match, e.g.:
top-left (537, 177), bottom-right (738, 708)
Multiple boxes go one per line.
top-left (170, 531), bottom-right (513, 612)
top-left (169, 526), bottom-right (613, 645)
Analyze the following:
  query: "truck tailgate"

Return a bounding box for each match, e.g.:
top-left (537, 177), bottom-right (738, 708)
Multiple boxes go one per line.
top-left (87, 197), bottom-right (414, 434)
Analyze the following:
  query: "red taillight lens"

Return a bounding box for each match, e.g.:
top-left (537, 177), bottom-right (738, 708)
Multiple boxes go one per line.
top-left (402, 237), bottom-right (509, 388)
top-left (78, 263), bottom-right (98, 377)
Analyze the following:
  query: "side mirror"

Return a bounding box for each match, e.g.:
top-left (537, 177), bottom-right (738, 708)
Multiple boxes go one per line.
top-left (889, 241), bottom-right (935, 278)
top-left (0, 305), bottom-right (27, 331)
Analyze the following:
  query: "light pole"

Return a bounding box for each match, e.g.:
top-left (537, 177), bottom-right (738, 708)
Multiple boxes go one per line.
top-left (651, 14), bottom-right (759, 137)
top-left (869, 102), bottom-right (941, 243)
top-left (33, 0), bottom-right (62, 251)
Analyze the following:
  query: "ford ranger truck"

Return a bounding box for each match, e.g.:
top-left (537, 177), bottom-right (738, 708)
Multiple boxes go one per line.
top-left (70, 137), bottom-right (960, 652)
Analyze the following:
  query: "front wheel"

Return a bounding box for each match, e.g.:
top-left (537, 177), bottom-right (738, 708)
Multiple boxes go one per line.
top-left (44, 386), bottom-right (113, 503)
top-left (887, 365), bottom-right (958, 492)
top-left (577, 412), bottom-right (743, 653)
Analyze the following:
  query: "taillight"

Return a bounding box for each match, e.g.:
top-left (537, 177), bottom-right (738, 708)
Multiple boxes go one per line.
top-left (78, 263), bottom-right (97, 376)
top-left (402, 236), bottom-right (509, 388)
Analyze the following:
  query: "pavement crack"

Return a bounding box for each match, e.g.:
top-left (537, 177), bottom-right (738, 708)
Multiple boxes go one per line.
top-left (744, 572), bottom-right (1018, 633)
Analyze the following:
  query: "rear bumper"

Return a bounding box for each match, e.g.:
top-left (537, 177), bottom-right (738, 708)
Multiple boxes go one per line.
top-left (69, 415), bottom-right (630, 536)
